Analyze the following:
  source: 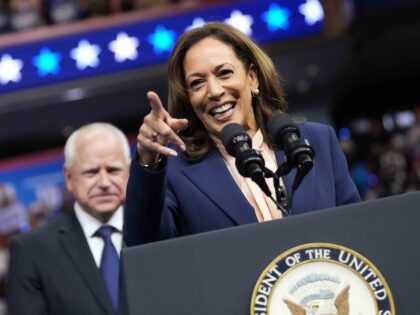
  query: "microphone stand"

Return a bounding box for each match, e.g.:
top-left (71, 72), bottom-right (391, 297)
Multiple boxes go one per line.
top-left (262, 166), bottom-right (290, 217)
top-left (271, 159), bottom-right (313, 216)
top-left (262, 158), bottom-right (308, 217)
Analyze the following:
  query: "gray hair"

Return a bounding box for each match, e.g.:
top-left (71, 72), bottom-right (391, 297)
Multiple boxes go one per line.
top-left (64, 122), bottom-right (131, 167)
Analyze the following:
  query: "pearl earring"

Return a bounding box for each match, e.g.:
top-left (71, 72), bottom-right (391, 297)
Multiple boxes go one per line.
top-left (251, 88), bottom-right (260, 97)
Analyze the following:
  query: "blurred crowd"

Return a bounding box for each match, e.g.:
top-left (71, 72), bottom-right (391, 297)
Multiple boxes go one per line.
top-left (0, 183), bottom-right (26, 314)
top-left (0, 0), bottom-right (219, 33)
top-left (0, 181), bottom-right (74, 313)
top-left (342, 104), bottom-right (420, 200)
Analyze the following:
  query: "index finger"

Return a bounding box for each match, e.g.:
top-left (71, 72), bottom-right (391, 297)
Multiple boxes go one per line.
top-left (147, 91), bottom-right (166, 118)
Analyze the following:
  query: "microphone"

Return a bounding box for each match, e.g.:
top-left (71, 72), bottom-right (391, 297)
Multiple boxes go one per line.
top-left (220, 123), bottom-right (271, 197)
top-left (267, 113), bottom-right (315, 191)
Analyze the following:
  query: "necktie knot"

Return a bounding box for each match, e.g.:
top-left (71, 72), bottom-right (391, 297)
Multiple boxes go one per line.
top-left (96, 225), bottom-right (114, 239)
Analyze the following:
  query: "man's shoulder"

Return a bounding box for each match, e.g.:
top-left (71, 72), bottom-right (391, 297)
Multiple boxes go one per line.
top-left (12, 211), bottom-right (74, 246)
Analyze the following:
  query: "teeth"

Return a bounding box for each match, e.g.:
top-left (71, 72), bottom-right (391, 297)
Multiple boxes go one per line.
top-left (210, 103), bottom-right (234, 115)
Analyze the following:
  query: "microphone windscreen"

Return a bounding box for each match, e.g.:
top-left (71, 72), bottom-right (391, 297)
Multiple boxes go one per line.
top-left (267, 113), bottom-right (300, 148)
top-left (220, 123), bottom-right (249, 156)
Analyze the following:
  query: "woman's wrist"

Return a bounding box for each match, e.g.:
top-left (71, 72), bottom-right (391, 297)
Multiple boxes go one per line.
top-left (138, 155), bottom-right (163, 169)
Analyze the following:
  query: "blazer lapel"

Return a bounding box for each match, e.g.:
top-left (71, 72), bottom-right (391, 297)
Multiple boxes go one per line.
top-left (182, 150), bottom-right (258, 225)
top-left (58, 212), bottom-right (116, 315)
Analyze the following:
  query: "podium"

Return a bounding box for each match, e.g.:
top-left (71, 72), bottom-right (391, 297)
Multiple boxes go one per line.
top-left (120, 192), bottom-right (420, 314)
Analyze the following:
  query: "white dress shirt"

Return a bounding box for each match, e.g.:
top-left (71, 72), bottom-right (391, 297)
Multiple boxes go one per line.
top-left (74, 202), bottom-right (123, 267)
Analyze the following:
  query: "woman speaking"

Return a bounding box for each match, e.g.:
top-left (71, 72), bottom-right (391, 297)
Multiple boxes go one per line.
top-left (123, 22), bottom-right (360, 246)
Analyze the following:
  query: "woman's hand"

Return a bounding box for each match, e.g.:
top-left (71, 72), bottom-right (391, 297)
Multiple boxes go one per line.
top-left (137, 91), bottom-right (188, 165)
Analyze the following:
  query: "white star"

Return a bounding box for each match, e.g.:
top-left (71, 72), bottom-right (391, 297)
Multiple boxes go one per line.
top-left (0, 54), bottom-right (23, 85)
top-left (224, 10), bottom-right (254, 36)
top-left (185, 17), bottom-right (206, 31)
top-left (70, 39), bottom-right (101, 70)
top-left (299, 0), bottom-right (324, 25)
top-left (108, 32), bottom-right (140, 62)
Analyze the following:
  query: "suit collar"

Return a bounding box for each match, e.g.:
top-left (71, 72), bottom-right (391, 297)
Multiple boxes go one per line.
top-left (74, 203), bottom-right (124, 237)
top-left (58, 211), bottom-right (117, 315)
top-left (180, 140), bottom-right (316, 223)
top-left (181, 150), bottom-right (258, 225)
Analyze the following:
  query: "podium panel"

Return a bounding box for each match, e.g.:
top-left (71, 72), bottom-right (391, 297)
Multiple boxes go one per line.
top-left (120, 192), bottom-right (420, 314)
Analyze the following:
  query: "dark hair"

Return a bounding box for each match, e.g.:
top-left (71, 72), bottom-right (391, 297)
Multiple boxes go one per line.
top-left (168, 22), bottom-right (287, 160)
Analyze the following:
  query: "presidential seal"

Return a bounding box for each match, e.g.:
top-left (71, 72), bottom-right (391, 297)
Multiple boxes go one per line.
top-left (250, 243), bottom-right (395, 315)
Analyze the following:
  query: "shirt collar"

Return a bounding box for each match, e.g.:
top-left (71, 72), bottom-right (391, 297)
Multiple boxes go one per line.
top-left (252, 129), bottom-right (264, 151)
top-left (74, 202), bottom-right (123, 238)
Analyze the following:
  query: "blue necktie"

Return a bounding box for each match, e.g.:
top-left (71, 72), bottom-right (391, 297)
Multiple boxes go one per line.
top-left (96, 225), bottom-right (119, 310)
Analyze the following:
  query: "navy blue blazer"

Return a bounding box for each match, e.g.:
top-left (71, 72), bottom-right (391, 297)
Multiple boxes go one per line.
top-left (124, 122), bottom-right (360, 246)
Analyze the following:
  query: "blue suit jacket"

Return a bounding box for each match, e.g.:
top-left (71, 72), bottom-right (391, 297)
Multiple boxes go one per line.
top-left (124, 122), bottom-right (360, 246)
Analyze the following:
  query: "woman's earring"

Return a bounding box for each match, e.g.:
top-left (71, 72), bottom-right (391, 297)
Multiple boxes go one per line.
top-left (251, 88), bottom-right (260, 97)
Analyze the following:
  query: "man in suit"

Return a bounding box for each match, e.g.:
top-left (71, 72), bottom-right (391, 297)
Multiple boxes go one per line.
top-left (7, 122), bottom-right (131, 315)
